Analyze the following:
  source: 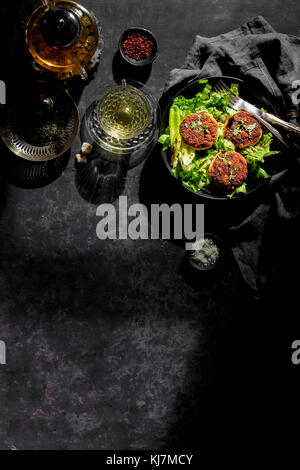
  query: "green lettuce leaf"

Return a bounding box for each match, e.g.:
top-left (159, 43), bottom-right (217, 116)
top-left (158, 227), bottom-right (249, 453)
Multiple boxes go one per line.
top-left (241, 132), bottom-right (280, 163)
top-left (227, 182), bottom-right (247, 199)
top-left (158, 133), bottom-right (170, 151)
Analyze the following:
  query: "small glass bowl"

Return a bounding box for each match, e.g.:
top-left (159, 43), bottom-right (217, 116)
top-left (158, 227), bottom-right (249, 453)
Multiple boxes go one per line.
top-left (186, 233), bottom-right (224, 273)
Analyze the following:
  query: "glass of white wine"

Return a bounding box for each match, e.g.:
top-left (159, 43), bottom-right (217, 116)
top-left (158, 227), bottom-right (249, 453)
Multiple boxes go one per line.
top-left (97, 79), bottom-right (151, 140)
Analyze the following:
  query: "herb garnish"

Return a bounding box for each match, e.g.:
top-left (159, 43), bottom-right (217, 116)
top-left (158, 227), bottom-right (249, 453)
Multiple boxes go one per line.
top-left (233, 120), bottom-right (245, 136)
top-left (229, 170), bottom-right (236, 181)
top-left (233, 120), bottom-right (257, 137)
top-left (218, 155), bottom-right (227, 163)
top-left (244, 123), bottom-right (257, 135)
top-left (189, 116), bottom-right (204, 133)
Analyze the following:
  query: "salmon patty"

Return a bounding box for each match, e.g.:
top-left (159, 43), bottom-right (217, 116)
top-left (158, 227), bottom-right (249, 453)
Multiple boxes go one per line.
top-left (224, 111), bottom-right (262, 149)
top-left (209, 151), bottom-right (248, 191)
top-left (180, 112), bottom-right (218, 150)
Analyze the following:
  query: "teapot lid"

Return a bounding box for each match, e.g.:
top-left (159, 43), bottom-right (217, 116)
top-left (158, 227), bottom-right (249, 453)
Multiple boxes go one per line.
top-left (40, 6), bottom-right (81, 48)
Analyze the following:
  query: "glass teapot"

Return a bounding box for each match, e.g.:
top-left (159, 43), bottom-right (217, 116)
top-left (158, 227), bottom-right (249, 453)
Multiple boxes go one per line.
top-left (25, 0), bottom-right (102, 80)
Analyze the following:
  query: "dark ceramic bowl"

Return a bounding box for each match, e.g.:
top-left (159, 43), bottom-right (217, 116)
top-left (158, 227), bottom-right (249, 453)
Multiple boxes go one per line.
top-left (160, 75), bottom-right (289, 202)
top-left (186, 233), bottom-right (224, 273)
top-left (119, 27), bottom-right (158, 67)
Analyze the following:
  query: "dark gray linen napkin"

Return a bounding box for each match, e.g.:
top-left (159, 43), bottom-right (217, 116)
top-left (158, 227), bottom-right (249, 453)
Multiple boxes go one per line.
top-left (164, 16), bottom-right (300, 296)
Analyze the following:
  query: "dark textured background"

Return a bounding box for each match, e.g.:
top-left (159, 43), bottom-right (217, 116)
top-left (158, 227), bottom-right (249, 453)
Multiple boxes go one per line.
top-left (0, 0), bottom-right (299, 451)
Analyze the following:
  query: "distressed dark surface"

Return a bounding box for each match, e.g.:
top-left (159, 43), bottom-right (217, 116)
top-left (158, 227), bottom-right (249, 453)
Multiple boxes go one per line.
top-left (0, 0), bottom-right (299, 451)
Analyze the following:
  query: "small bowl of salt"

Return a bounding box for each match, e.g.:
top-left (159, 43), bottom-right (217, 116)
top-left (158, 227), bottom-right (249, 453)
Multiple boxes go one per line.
top-left (186, 233), bottom-right (223, 273)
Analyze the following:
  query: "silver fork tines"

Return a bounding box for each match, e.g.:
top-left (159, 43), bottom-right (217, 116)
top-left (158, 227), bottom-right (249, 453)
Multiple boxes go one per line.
top-left (228, 95), bottom-right (239, 107)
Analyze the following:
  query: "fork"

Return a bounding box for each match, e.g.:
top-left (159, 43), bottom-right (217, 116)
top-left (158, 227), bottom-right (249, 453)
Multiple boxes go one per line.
top-left (215, 80), bottom-right (300, 147)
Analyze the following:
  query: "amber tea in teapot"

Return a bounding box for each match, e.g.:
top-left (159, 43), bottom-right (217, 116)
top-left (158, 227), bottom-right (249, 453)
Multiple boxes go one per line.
top-left (26, 0), bottom-right (100, 79)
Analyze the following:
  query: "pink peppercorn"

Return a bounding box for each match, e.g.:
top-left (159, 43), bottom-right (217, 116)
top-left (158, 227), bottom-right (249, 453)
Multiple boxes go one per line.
top-left (123, 33), bottom-right (153, 61)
